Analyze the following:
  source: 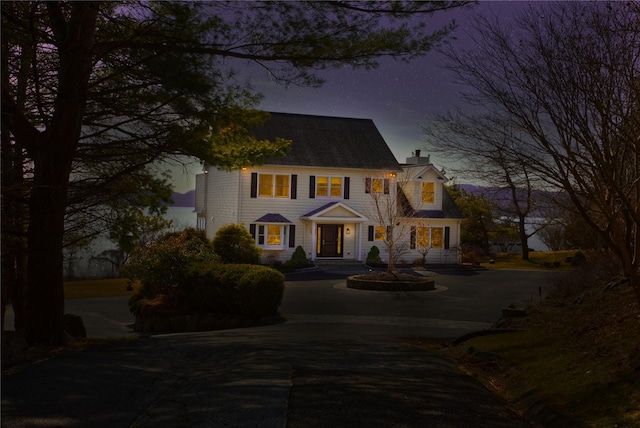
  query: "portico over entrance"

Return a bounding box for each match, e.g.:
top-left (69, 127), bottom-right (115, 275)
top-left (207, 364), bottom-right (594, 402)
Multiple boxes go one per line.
top-left (301, 202), bottom-right (368, 261)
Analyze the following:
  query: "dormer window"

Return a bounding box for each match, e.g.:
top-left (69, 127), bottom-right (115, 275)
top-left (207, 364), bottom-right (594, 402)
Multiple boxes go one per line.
top-left (422, 182), bottom-right (435, 204)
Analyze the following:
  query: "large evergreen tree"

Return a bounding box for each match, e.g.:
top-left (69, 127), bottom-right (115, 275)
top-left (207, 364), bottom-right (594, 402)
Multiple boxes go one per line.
top-left (1, 1), bottom-right (469, 344)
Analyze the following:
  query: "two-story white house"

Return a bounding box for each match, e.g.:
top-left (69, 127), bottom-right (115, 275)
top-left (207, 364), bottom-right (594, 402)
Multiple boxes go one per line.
top-left (195, 112), bottom-right (463, 265)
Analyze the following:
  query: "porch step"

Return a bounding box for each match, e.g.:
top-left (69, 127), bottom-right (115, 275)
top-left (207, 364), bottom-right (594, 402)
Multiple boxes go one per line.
top-left (313, 260), bottom-right (366, 268)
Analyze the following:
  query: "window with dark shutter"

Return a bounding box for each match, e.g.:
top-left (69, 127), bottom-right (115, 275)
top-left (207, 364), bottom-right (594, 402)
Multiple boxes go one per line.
top-left (368, 225), bottom-right (374, 241)
top-left (343, 177), bottom-right (350, 199)
top-left (250, 173), bottom-right (258, 198)
top-left (309, 176), bottom-right (315, 198)
top-left (249, 224), bottom-right (256, 239)
top-left (383, 178), bottom-right (390, 194)
top-left (444, 226), bottom-right (450, 249)
top-left (289, 225), bottom-right (296, 248)
top-left (365, 177), bottom-right (371, 193)
top-left (291, 175), bottom-right (297, 199)
top-left (410, 226), bottom-right (416, 249)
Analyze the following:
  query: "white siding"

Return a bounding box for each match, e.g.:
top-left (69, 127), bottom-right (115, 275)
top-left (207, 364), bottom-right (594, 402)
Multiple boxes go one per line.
top-left (195, 173), bottom-right (206, 213)
top-left (403, 218), bottom-right (462, 264)
top-left (204, 168), bottom-right (241, 239)
top-left (404, 168), bottom-right (444, 211)
top-left (235, 165), bottom-right (398, 263)
top-left (198, 163), bottom-right (462, 265)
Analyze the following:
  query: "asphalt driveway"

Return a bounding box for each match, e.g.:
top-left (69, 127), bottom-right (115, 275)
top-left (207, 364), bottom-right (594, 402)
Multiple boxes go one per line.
top-left (2, 267), bottom-right (555, 427)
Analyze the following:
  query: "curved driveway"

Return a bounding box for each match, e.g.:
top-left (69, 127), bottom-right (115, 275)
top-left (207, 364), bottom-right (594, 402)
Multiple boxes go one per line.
top-left (2, 268), bottom-right (555, 427)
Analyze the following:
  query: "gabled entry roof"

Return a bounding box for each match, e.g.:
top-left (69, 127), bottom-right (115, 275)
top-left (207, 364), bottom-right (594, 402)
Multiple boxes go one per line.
top-left (301, 202), bottom-right (368, 222)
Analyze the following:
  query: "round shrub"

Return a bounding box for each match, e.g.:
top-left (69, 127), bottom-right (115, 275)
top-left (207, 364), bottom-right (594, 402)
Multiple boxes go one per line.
top-left (213, 224), bottom-right (262, 264)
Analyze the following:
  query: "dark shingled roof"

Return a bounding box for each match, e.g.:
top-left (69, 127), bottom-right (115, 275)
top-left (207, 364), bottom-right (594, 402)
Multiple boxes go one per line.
top-left (254, 213), bottom-right (292, 223)
top-left (411, 187), bottom-right (464, 219)
top-left (253, 112), bottom-right (401, 170)
top-left (412, 187), bottom-right (464, 219)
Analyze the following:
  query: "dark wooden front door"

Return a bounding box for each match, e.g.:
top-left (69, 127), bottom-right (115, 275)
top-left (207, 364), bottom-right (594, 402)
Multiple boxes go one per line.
top-left (317, 224), bottom-right (343, 258)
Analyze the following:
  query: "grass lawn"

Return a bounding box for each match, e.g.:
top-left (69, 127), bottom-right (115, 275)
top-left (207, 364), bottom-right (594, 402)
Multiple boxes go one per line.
top-left (476, 250), bottom-right (578, 271)
top-left (64, 278), bottom-right (139, 299)
top-left (410, 259), bottom-right (640, 427)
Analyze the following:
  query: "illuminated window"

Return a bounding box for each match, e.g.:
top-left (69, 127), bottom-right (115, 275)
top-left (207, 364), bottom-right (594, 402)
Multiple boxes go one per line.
top-left (267, 225), bottom-right (282, 245)
top-left (259, 174), bottom-right (290, 198)
top-left (257, 224), bottom-right (288, 248)
top-left (417, 227), bottom-right (429, 247)
top-left (431, 227), bottom-right (444, 248)
top-left (372, 178), bottom-right (383, 193)
top-left (422, 182), bottom-right (435, 203)
top-left (331, 177), bottom-right (342, 197)
top-left (416, 227), bottom-right (444, 249)
top-left (375, 226), bottom-right (386, 241)
top-left (259, 174), bottom-right (273, 197)
top-left (317, 176), bottom-right (342, 198)
top-left (275, 175), bottom-right (289, 198)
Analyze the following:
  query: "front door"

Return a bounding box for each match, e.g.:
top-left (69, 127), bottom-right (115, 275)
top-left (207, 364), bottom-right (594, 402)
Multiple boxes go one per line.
top-left (317, 224), bottom-right (343, 258)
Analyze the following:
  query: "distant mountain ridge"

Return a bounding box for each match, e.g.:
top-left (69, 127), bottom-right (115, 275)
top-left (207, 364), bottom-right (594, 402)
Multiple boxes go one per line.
top-left (170, 190), bottom-right (195, 207)
top-left (458, 183), bottom-right (556, 217)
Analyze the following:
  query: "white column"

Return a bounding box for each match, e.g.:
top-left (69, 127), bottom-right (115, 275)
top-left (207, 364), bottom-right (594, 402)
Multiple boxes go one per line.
top-left (357, 223), bottom-right (363, 261)
top-left (310, 221), bottom-right (317, 261)
top-left (456, 221), bottom-right (462, 263)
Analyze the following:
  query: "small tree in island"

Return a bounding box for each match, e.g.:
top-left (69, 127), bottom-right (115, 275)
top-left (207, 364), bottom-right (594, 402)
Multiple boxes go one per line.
top-left (364, 172), bottom-right (415, 273)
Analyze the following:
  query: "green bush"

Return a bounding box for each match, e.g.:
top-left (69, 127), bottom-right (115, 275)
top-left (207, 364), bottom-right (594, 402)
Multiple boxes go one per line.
top-left (213, 224), bottom-right (262, 264)
top-left (236, 266), bottom-right (285, 317)
top-left (366, 245), bottom-right (382, 265)
top-left (158, 262), bottom-right (285, 318)
top-left (121, 228), bottom-right (216, 298)
top-left (285, 245), bottom-right (312, 269)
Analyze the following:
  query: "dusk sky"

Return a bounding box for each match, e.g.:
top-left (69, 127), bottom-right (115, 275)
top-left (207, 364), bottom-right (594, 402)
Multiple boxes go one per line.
top-left (174, 1), bottom-right (540, 192)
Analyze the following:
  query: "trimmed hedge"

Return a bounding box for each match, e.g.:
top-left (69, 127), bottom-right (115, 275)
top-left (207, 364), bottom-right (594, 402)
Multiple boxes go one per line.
top-left (131, 262), bottom-right (285, 319)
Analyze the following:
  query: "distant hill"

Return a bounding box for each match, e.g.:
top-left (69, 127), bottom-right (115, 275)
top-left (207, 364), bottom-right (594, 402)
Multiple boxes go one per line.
top-left (458, 183), bottom-right (557, 217)
top-left (170, 190), bottom-right (195, 207)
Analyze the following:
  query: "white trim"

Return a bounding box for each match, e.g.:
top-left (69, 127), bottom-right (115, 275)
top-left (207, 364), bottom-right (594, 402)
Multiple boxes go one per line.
top-left (405, 164), bottom-right (448, 182)
top-left (300, 202), bottom-right (368, 222)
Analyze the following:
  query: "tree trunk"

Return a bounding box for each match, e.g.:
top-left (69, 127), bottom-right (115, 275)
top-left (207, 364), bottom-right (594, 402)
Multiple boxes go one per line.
top-left (518, 215), bottom-right (529, 260)
top-left (22, 2), bottom-right (98, 345)
top-left (25, 154), bottom-right (70, 345)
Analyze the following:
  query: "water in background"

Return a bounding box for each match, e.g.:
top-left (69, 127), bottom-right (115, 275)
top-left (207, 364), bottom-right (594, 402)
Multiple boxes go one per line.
top-left (65, 206), bottom-right (196, 279)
